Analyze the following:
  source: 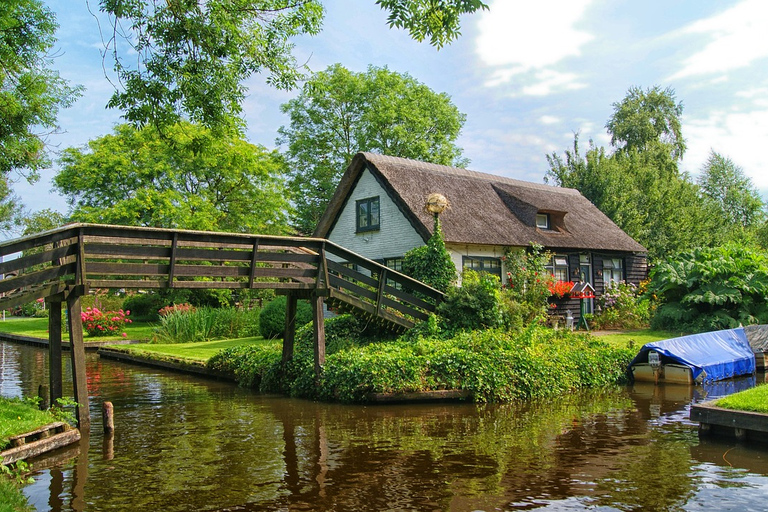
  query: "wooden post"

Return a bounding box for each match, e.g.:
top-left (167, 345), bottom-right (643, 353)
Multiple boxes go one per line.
top-left (38, 384), bottom-right (49, 410)
top-left (48, 300), bottom-right (63, 405)
top-left (66, 293), bottom-right (90, 430)
top-left (282, 294), bottom-right (297, 364)
top-left (312, 294), bottom-right (325, 379)
top-left (102, 402), bottom-right (114, 434)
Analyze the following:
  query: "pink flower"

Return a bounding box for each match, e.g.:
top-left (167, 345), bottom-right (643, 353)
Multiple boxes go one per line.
top-left (122, 333), bottom-right (127, 337)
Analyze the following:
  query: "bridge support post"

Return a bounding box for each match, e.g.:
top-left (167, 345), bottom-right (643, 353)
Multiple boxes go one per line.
top-left (47, 300), bottom-right (63, 406)
top-left (66, 292), bottom-right (90, 430)
top-left (312, 294), bottom-right (325, 379)
top-left (282, 294), bottom-right (297, 363)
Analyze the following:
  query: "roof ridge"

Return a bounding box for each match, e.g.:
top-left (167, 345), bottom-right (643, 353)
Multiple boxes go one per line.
top-left (360, 152), bottom-right (578, 195)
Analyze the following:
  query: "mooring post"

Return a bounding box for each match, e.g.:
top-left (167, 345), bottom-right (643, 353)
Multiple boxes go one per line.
top-left (66, 292), bottom-right (91, 430)
top-left (102, 402), bottom-right (114, 434)
top-left (282, 294), bottom-right (297, 364)
top-left (48, 300), bottom-right (63, 405)
top-left (312, 294), bottom-right (326, 379)
top-left (38, 384), bottom-right (49, 410)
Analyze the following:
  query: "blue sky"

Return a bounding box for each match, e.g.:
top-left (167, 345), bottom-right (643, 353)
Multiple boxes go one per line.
top-left (21, 0), bottom-right (768, 217)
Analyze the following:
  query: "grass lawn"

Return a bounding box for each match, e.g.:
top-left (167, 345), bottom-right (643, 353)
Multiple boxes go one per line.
top-left (0, 317), bottom-right (155, 342)
top-left (108, 337), bottom-right (275, 363)
top-left (0, 397), bottom-right (61, 450)
top-left (715, 384), bottom-right (768, 414)
top-left (592, 329), bottom-right (682, 349)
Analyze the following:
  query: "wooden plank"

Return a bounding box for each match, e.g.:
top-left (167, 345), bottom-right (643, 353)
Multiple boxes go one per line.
top-left (0, 262), bottom-right (77, 295)
top-left (0, 282), bottom-right (69, 310)
top-left (168, 233), bottom-right (178, 287)
top-left (691, 403), bottom-right (768, 433)
top-left (248, 239), bottom-right (260, 288)
top-left (0, 244), bottom-right (77, 276)
top-left (85, 262), bottom-right (316, 279)
top-left (326, 259), bottom-right (379, 289)
top-left (312, 295), bottom-right (325, 378)
top-left (66, 294), bottom-right (90, 430)
top-left (283, 294), bottom-right (297, 363)
top-left (381, 296), bottom-right (429, 321)
top-left (1, 429), bottom-right (81, 465)
top-left (0, 229), bottom-right (79, 259)
top-left (85, 279), bottom-right (316, 290)
top-left (328, 274), bottom-right (377, 302)
top-left (375, 268), bottom-right (387, 317)
top-left (48, 301), bottom-right (63, 404)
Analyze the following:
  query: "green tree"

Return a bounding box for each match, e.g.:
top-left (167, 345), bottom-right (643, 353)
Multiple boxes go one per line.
top-left (20, 208), bottom-right (66, 235)
top-left (697, 150), bottom-right (765, 227)
top-left (53, 123), bottom-right (291, 234)
top-left (546, 87), bottom-right (727, 261)
top-left (0, 0), bottom-right (82, 225)
top-left (279, 63), bottom-right (467, 233)
top-left (401, 215), bottom-right (456, 293)
top-left (606, 85), bottom-right (686, 162)
top-left (100, 0), bottom-right (486, 134)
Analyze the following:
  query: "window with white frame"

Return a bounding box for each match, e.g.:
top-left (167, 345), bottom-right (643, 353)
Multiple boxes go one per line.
top-left (536, 213), bottom-right (550, 229)
top-left (603, 257), bottom-right (624, 284)
top-left (545, 255), bottom-right (569, 281)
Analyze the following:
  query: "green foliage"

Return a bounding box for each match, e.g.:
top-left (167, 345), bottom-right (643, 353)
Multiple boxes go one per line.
top-left (258, 296), bottom-right (312, 339)
top-left (0, 474), bottom-right (32, 512)
top-left (211, 316), bottom-right (633, 403)
top-left (0, 0), bottom-right (82, 180)
top-left (278, 64), bottom-right (467, 233)
top-left (591, 281), bottom-right (650, 330)
top-left (650, 244), bottom-right (768, 332)
top-left (54, 122), bottom-right (291, 234)
top-left (19, 208), bottom-right (65, 236)
top-left (123, 294), bottom-right (166, 322)
top-left (437, 270), bottom-right (502, 331)
top-left (152, 307), bottom-right (260, 344)
top-left (375, 0), bottom-right (488, 48)
top-left (401, 216), bottom-right (456, 292)
top-left (697, 150), bottom-right (766, 229)
top-left (500, 244), bottom-right (552, 330)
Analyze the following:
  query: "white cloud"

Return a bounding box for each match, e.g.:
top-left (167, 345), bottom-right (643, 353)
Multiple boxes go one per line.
top-left (476, 0), bottom-right (594, 69)
top-left (540, 115), bottom-right (561, 125)
top-left (683, 108), bottom-right (768, 191)
top-left (668, 0), bottom-right (768, 80)
top-left (522, 70), bottom-right (587, 96)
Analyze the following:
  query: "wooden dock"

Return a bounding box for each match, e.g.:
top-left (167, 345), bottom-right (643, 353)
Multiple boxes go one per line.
top-left (690, 402), bottom-right (768, 443)
top-left (1, 422), bottom-right (81, 465)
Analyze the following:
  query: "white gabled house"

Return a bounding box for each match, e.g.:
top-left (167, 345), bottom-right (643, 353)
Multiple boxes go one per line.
top-left (314, 152), bottom-right (647, 311)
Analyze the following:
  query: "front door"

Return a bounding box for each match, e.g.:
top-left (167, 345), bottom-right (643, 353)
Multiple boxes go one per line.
top-left (579, 254), bottom-right (593, 314)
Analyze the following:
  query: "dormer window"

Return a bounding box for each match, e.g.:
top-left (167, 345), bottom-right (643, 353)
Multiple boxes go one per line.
top-left (536, 213), bottom-right (550, 229)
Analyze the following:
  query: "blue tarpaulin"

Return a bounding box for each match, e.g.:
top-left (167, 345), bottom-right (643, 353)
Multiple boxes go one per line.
top-left (629, 327), bottom-right (756, 383)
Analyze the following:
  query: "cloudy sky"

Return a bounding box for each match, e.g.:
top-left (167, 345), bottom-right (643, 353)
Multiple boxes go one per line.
top-left (21, 0), bottom-right (768, 218)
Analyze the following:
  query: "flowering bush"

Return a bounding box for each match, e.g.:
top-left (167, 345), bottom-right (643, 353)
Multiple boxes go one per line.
top-left (158, 303), bottom-right (195, 317)
top-left (548, 280), bottom-right (574, 298)
top-left (592, 281), bottom-right (650, 330)
top-left (81, 307), bottom-right (132, 337)
top-left (501, 244), bottom-right (553, 330)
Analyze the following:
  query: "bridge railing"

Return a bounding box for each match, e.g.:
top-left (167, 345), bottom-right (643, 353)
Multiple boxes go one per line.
top-left (0, 224), bottom-right (443, 331)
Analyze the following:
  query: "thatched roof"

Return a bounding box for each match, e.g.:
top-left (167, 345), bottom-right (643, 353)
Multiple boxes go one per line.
top-left (315, 153), bottom-right (647, 253)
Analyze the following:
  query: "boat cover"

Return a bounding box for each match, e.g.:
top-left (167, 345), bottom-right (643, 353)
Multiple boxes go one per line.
top-left (629, 327), bottom-right (756, 383)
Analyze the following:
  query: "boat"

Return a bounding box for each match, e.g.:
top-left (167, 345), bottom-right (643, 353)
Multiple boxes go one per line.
top-left (629, 327), bottom-right (756, 384)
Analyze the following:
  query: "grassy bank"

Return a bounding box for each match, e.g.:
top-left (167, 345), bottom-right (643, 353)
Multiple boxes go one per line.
top-left (209, 315), bottom-right (635, 402)
top-left (715, 384), bottom-right (768, 413)
top-left (593, 329), bottom-right (680, 349)
top-left (1, 397), bottom-right (60, 512)
top-left (0, 317), bottom-right (154, 342)
top-left (106, 337), bottom-right (272, 362)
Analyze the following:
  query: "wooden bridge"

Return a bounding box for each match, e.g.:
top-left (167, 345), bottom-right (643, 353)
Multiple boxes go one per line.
top-left (0, 224), bottom-right (444, 428)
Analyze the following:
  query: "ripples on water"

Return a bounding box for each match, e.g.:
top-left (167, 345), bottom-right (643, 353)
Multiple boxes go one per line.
top-left (2, 341), bottom-right (768, 512)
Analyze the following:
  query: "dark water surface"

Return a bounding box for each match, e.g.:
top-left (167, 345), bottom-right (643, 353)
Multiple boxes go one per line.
top-left (2, 340), bottom-right (768, 511)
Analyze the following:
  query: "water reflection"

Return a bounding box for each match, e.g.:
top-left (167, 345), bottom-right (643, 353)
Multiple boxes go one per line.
top-left (2, 341), bottom-right (768, 511)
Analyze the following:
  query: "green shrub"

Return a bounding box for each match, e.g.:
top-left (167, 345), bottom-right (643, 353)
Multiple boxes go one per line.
top-left (650, 243), bottom-right (768, 332)
top-left (401, 216), bottom-right (456, 292)
top-left (500, 244), bottom-right (552, 330)
top-left (258, 296), bottom-right (312, 339)
top-left (123, 293), bottom-right (166, 321)
top-left (82, 293), bottom-right (125, 313)
top-left (152, 307), bottom-right (260, 343)
top-left (437, 270), bottom-right (503, 331)
top-left (591, 281), bottom-right (650, 330)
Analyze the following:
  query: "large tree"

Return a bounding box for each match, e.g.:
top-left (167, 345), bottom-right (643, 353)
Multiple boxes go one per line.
top-left (278, 63), bottom-right (467, 234)
top-left (0, 0), bottom-right (82, 224)
top-left (54, 123), bottom-right (291, 234)
top-left (697, 150), bottom-right (765, 228)
top-left (100, 0), bottom-right (487, 134)
top-left (547, 87), bottom-right (725, 261)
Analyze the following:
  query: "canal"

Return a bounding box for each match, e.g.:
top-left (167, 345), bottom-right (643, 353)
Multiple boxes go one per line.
top-left (2, 340), bottom-right (768, 511)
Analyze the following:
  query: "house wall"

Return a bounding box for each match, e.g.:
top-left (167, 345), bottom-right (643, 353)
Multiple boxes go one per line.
top-left (326, 167), bottom-right (425, 262)
top-left (446, 243), bottom-right (508, 284)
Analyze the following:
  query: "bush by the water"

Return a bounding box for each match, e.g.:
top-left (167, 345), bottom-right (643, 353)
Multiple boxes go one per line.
top-left (258, 296), bottom-right (312, 339)
top-left (122, 293), bottom-right (167, 321)
top-left (650, 243), bottom-right (768, 332)
top-left (209, 315), bottom-right (633, 403)
top-left (152, 307), bottom-right (260, 343)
